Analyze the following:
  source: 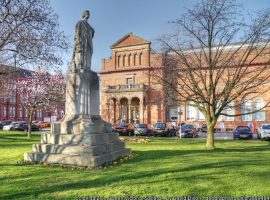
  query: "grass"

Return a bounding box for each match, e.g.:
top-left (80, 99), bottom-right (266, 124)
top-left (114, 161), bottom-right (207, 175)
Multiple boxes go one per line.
top-left (0, 130), bottom-right (270, 199)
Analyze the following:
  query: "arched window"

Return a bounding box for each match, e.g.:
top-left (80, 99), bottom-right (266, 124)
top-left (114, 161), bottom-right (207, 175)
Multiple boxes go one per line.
top-left (117, 55), bottom-right (121, 67)
top-left (242, 100), bottom-right (252, 121)
top-left (123, 55), bottom-right (126, 67)
top-left (128, 54), bottom-right (132, 66)
top-left (139, 53), bottom-right (143, 65)
top-left (224, 102), bottom-right (235, 121)
top-left (254, 99), bottom-right (265, 121)
top-left (134, 54), bottom-right (138, 66)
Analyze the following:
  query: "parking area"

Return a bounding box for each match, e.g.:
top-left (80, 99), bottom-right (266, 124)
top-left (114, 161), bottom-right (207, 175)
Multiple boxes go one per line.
top-left (197, 132), bottom-right (258, 140)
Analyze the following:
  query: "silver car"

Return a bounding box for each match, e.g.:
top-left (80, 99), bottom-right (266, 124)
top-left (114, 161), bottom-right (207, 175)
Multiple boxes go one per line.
top-left (134, 124), bottom-right (149, 136)
top-left (3, 121), bottom-right (21, 131)
top-left (257, 124), bottom-right (270, 140)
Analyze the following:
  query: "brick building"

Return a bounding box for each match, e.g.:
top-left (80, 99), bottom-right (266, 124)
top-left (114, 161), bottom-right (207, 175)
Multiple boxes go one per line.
top-left (100, 33), bottom-right (270, 131)
top-left (0, 66), bottom-right (64, 122)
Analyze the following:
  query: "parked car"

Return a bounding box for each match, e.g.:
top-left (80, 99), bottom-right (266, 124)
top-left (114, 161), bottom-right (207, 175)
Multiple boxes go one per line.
top-left (153, 122), bottom-right (172, 137)
top-left (40, 121), bottom-right (51, 128)
top-left (0, 122), bottom-right (3, 130)
top-left (257, 124), bottom-right (270, 140)
top-left (134, 124), bottom-right (149, 136)
top-left (201, 124), bottom-right (207, 133)
top-left (178, 124), bottom-right (198, 138)
top-left (114, 123), bottom-right (134, 136)
top-left (14, 122), bottom-right (28, 131)
top-left (233, 126), bottom-right (253, 139)
top-left (29, 123), bottom-right (42, 131)
top-left (3, 121), bottom-right (21, 131)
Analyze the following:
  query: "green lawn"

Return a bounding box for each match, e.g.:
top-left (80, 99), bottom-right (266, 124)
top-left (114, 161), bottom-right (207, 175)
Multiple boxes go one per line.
top-left (0, 130), bottom-right (270, 199)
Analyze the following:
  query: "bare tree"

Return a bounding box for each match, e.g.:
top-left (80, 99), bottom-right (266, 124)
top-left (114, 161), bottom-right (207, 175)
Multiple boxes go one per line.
top-left (0, 0), bottom-right (69, 76)
top-left (155, 0), bottom-right (270, 149)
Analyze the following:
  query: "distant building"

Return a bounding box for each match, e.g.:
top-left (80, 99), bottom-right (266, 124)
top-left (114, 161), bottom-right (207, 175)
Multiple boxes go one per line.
top-left (100, 33), bottom-right (167, 126)
top-left (0, 65), bottom-right (64, 122)
top-left (100, 33), bottom-right (270, 131)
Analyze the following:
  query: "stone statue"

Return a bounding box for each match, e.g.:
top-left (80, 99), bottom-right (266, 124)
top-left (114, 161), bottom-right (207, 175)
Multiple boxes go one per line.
top-left (64, 10), bottom-right (98, 121)
top-left (72, 10), bottom-right (95, 69)
top-left (24, 10), bottom-right (131, 168)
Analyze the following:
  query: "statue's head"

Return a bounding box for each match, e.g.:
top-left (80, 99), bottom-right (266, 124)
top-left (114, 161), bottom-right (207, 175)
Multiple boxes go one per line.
top-left (82, 10), bottom-right (90, 20)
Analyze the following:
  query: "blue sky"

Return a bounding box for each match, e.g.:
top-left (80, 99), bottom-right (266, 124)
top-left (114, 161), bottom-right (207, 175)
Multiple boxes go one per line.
top-left (50, 0), bottom-right (270, 72)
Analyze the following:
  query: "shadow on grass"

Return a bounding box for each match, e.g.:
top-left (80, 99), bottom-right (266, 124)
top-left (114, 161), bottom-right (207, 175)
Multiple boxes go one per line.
top-left (2, 144), bottom-right (270, 199)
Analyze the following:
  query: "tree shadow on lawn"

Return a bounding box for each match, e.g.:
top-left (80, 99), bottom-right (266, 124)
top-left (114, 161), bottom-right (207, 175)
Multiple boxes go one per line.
top-left (2, 145), bottom-right (270, 199)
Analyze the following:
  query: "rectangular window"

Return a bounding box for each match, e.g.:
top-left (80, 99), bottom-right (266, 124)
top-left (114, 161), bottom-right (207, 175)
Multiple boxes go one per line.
top-left (19, 107), bottom-right (23, 118)
top-left (2, 106), bottom-right (7, 117)
top-left (126, 78), bottom-right (133, 87)
top-left (2, 95), bottom-right (7, 103)
top-left (254, 99), bottom-right (265, 121)
top-left (186, 104), bottom-right (196, 120)
top-left (242, 100), bottom-right (252, 121)
top-left (10, 93), bottom-right (16, 103)
top-left (37, 110), bottom-right (42, 118)
top-left (198, 110), bottom-right (205, 121)
top-left (60, 110), bottom-right (65, 118)
top-left (9, 107), bottom-right (15, 117)
top-left (224, 102), bottom-right (235, 121)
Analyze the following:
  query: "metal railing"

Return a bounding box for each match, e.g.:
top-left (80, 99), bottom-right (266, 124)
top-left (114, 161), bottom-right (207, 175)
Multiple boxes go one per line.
top-left (107, 84), bottom-right (146, 91)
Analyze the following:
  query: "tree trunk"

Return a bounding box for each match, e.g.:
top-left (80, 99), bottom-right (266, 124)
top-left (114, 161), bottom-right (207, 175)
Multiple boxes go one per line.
top-left (205, 123), bottom-right (215, 150)
top-left (27, 113), bottom-right (33, 138)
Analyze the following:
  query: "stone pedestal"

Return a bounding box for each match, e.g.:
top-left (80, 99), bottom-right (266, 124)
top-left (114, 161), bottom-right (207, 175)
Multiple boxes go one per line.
top-left (24, 70), bottom-right (131, 167)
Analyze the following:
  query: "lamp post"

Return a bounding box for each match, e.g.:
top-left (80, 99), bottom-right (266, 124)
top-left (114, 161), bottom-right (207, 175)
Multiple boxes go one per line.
top-left (178, 107), bottom-right (182, 138)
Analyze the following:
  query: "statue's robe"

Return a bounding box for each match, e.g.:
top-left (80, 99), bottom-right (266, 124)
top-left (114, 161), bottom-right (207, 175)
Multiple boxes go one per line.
top-left (64, 19), bottom-right (95, 122)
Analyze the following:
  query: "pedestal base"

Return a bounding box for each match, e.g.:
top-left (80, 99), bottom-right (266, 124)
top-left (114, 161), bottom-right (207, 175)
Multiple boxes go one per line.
top-left (24, 116), bottom-right (131, 167)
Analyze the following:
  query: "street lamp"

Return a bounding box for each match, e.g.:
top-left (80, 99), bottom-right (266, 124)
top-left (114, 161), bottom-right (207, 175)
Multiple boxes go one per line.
top-left (178, 107), bottom-right (183, 138)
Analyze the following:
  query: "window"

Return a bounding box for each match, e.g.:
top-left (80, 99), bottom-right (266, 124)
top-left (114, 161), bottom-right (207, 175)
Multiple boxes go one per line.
top-left (128, 54), bottom-right (132, 66)
top-left (139, 53), bottom-right (143, 65)
top-left (10, 93), bottom-right (16, 103)
top-left (254, 99), bottom-right (265, 121)
top-left (37, 110), bottom-right (42, 118)
top-left (60, 110), bottom-right (64, 118)
top-left (224, 102), bottom-right (235, 121)
top-left (2, 106), bottom-right (7, 117)
top-left (123, 55), bottom-right (126, 67)
top-left (169, 107), bottom-right (178, 122)
top-left (126, 78), bottom-right (133, 87)
top-left (198, 109), bottom-right (205, 121)
top-left (242, 100), bottom-right (252, 121)
top-left (19, 107), bottom-right (23, 118)
top-left (187, 103), bottom-right (196, 120)
top-left (117, 55), bottom-right (121, 67)
top-left (9, 107), bottom-right (15, 117)
top-left (134, 54), bottom-right (138, 66)
top-left (2, 95), bottom-right (7, 103)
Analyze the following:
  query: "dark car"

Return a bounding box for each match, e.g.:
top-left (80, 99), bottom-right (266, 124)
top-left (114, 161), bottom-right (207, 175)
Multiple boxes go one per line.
top-left (114, 123), bottom-right (134, 136)
top-left (153, 122), bottom-right (172, 137)
top-left (134, 124), bottom-right (149, 136)
top-left (14, 122), bottom-right (28, 131)
top-left (201, 124), bottom-right (207, 133)
top-left (233, 126), bottom-right (253, 139)
top-left (178, 124), bottom-right (198, 138)
top-left (14, 122), bottom-right (42, 131)
top-left (0, 122), bottom-right (3, 130)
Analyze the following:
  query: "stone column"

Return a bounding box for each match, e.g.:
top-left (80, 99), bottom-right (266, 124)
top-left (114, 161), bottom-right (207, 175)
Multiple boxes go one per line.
top-left (139, 101), bottom-right (144, 124)
top-left (128, 102), bottom-right (131, 123)
top-left (116, 102), bottom-right (121, 123)
top-left (106, 102), bottom-right (110, 122)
